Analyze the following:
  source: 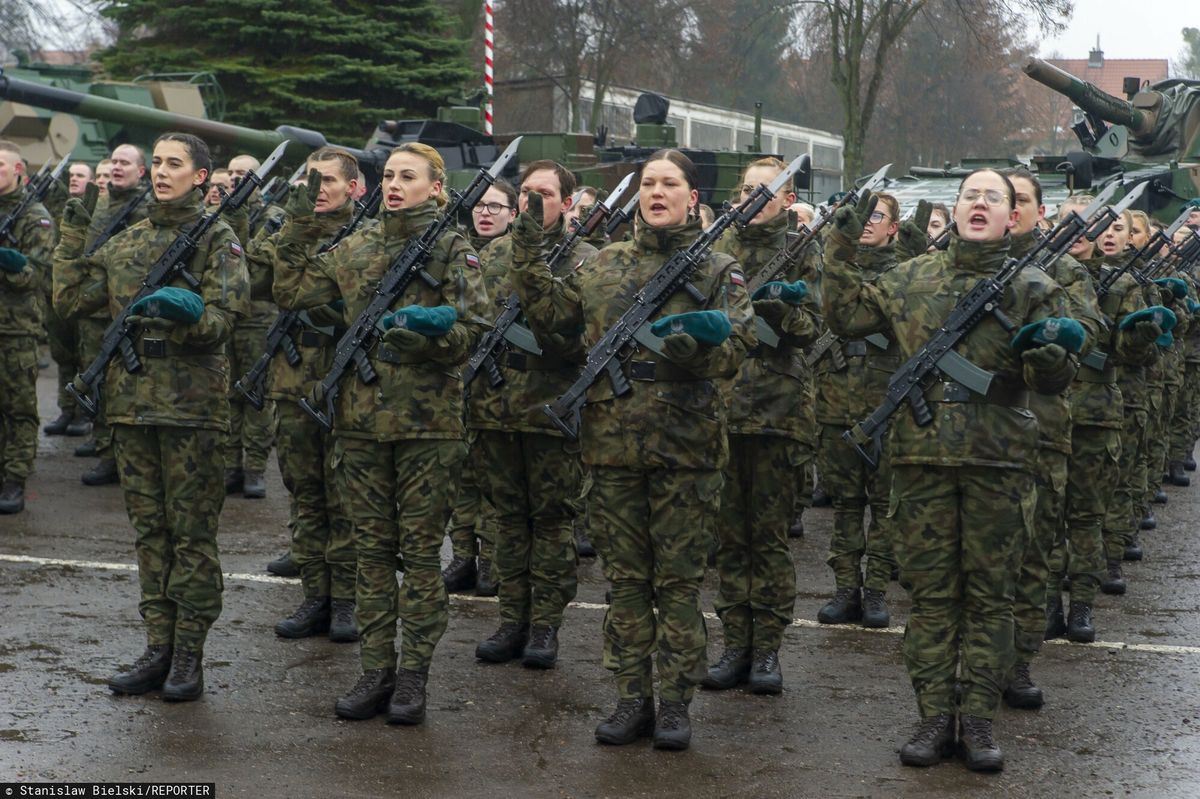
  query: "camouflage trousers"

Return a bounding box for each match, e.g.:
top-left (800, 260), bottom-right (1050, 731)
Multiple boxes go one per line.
top-left (0, 336), bottom-right (39, 482)
top-left (714, 434), bottom-right (803, 653)
top-left (223, 326), bottom-right (276, 472)
top-left (817, 423), bottom-right (896, 591)
top-left (476, 430), bottom-right (580, 626)
top-left (112, 424), bottom-right (225, 650)
top-left (337, 437), bottom-right (464, 673)
top-left (1186, 363), bottom-right (1200, 448)
top-left (275, 402), bottom-right (355, 601)
top-left (77, 317), bottom-right (113, 458)
top-left (1143, 386), bottom-right (1174, 506)
top-left (589, 465), bottom-right (721, 704)
top-left (890, 465), bottom-right (1032, 720)
top-left (1015, 449), bottom-right (1067, 661)
top-left (1052, 424), bottom-right (1120, 605)
top-left (1103, 407), bottom-right (1148, 561)
top-left (446, 435), bottom-right (495, 562)
top-left (46, 300), bottom-right (77, 414)
top-left (1169, 366), bottom-right (1198, 462)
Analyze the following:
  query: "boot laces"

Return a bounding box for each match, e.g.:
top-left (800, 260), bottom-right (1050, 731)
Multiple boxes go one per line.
top-left (133, 646), bottom-right (168, 670)
top-left (1011, 662), bottom-right (1033, 688)
top-left (862, 588), bottom-right (886, 611)
top-left (169, 648), bottom-right (198, 674)
top-left (910, 715), bottom-right (951, 746)
top-left (607, 698), bottom-right (647, 725)
top-left (753, 650), bottom-right (779, 673)
top-left (488, 622), bottom-right (524, 644)
top-left (716, 649), bottom-right (747, 669)
top-left (528, 625), bottom-right (555, 650)
top-left (289, 597), bottom-right (326, 621)
top-left (347, 670), bottom-right (387, 698)
top-left (393, 668), bottom-right (425, 701)
top-left (657, 701), bottom-right (687, 731)
top-left (961, 715), bottom-right (996, 748)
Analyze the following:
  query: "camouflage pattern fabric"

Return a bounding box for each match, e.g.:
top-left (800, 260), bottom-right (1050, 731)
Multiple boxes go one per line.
top-left (223, 323), bottom-right (277, 472)
top-left (1051, 424), bottom-right (1120, 605)
top-left (818, 423), bottom-right (895, 590)
top-left (446, 438), bottom-right (496, 562)
top-left (1103, 407), bottom-right (1149, 560)
top-left (46, 300), bottom-right (77, 414)
top-left (1015, 449), bottom-right (1067, 660)
top-left (0, 336), bottom-right (39, 482)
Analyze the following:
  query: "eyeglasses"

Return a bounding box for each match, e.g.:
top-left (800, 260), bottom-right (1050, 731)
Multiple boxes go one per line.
top-left (959, 188), bottom-right (1008, 207)
top-left (868, 211), bottom-right (891, 224)
top-left (472, 202), bottom-right (512, 215)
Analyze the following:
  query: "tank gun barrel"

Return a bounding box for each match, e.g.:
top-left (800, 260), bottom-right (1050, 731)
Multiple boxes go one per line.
top-left (1023, 58), bottom-right (1155, 137)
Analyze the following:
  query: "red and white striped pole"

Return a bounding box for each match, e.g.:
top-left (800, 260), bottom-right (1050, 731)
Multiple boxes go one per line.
top-left (484, 0), bottom-right (494, 135)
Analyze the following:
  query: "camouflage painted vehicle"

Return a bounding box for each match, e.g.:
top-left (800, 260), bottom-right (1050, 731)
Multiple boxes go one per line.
top-left (883, 59), bottom-right (1200, 223)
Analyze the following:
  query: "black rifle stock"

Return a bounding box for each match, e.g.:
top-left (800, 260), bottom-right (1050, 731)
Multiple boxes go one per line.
top-left (84, 184), bottom-right (153, 257)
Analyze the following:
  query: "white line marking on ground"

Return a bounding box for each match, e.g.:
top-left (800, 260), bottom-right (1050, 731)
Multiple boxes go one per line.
top-left (4, 552), bottom-right (1198, 657)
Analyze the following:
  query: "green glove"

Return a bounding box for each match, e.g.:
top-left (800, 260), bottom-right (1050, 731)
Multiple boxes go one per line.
top-left (285, 168), bottom-right (322, 219)
top-left (1134, 319), bottom-right (1164, 344)
top-left (1154, 277), bottom-right (1189, 299)
top-left (1021, 342), bottom-right (1067, 371)
top-left (1010, 317), bottom-right (1086, 354)
top-left (382, 326), bottom-right (430, 355)
top-left (831, 188), bottom-right (876, 242)
top-left (895, 199), bottom-right (933, 258)
top-left (128, 287), bottom-right (205, 323)
top-left (0, 247), bottom-right (28, 274)
top-left (62, 197), bottom-right (92, 230)
top-left (662, 333), bottom-right (699, 363)
top-left (752, 280), bottom-right (808, 304)
top-left (752, 298), bottom-right (789, 328)
top-left (650, 310), bottom-right (732, 346)
top-left (511, 191), bottom-right (544, 248)
top-left (379, 305), bottom-right (457, 336)
top-left (125, 314), bottom-right (177, 332)
top-left (1120, 305), bottom-right (1177, 340)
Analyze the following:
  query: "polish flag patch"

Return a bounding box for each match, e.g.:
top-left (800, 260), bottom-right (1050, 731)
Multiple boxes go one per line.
top-left (37, 218), bottom-right (52, 228)
top-left (730, 270), bottom-right (746, 286)
top-left (230, 242), bottom-right (244, 256)
top-left (465, 253), bottom-right (481, 269)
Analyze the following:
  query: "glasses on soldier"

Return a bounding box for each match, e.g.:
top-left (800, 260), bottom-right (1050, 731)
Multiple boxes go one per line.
top-left (868, 211), bottom-right (891, 224)
top-left (472, 202), bottom-right (511, 215)
top-left (959, 188), bottom-right (1007, 207)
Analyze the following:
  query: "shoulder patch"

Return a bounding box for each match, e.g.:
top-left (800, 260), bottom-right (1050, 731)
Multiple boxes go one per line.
top-left (38, 218), bottom-right (53, 228)
top-left (465, 253), bottom-right (481, 269)
top-left (230, 242), bottom-right (244, 257)
top-left (729, 270), bottom-right (746, 286)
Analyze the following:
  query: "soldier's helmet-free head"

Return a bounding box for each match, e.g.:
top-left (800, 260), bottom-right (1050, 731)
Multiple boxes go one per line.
top-left (1097, 208), bottom-right (1133, 257)
top-left (384, 142), bottom-right (446, 211)
top-left (0, 139), bottom-right (25, 195)
top-left (151, 132), bottom-right (211, 202)
top-left (639, 148), bottom-right (700, 228)
top-left (953, 168), bottom-right (1017, 243)
top-left (109, 144), bottom-right (146, 192)
top-left (740, 156), bottom-right (795, 227)
top-left (1004, 167), bottom-right (1046, 237)
top-left (518, 159), bottom-right (576, 228)
top-left (861, 192), bottom-right (899, 246)
top-left (471, 178), bottom-right (516, 240)
top-left (306, 146), bottom-right (359, 214)
top-left (926, 203), bottom-right (949, 238)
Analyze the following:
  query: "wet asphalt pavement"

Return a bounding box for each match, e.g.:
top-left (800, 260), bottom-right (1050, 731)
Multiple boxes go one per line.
top-left (3, 368), bottom-right (1200, 798)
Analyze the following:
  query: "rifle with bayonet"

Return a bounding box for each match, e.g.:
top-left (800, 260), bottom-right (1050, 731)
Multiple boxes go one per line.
top-left (844, 181), bottom-right (1147, 468)
top-left (463, 173), bottom-right (637, 391)
top-left (542, 153), bottom-right (810, 440)
top-left (248, 164), bottom-right (305, 233)
top-left (0, 155), bottom-right (69, 246)
top-left (605, 190), bottom-right (641, 238)
top-left (298, 137), bottom-right (524, 431)
top-left (234, 182), bottom-right (383, 410)
top-left (67, 141), bottom-right (290, 419)
top-left (1096, 193), bottom-right (1189, 298)
top-left (84, 184), bottom-right (154, 257)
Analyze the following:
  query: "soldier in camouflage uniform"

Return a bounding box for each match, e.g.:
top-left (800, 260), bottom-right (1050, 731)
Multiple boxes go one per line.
top-left (702, 157), bottom-right (818, 695)
top-left (0, 140), bottom-right (56, 514)
top-left (812, 191), bottom-right (902, 629)
top-left (245, 147), bottom-right (361, 643)
top-left (54, 132), bottom-right (250, 701)
top-left (273, 143), bottom-right (489, 726)
top-left (468, 161), bottom-right (595, 668)
top-left (512, 149), bottom-right (755, 751)
top-left (823, 170), bottom-right (1078, 772)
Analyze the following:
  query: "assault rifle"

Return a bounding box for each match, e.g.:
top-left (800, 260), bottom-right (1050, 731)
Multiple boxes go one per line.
top-left (463, 172), bottom-right (636, 390)
top-left (1137, 212), bottom-right (1200, 280)
top-left (234, 182), bottom-right (383, 410)
top-left (0, 155), bottom-right (69, 246)
top-left (299, 137), bottom-right (523, 431)
top-left (843, 181), bottom-right (1146, 468)
top-left (542, 153), bottom-right (809, 440)
top-left (248, 164), bottom-right (305, 232)
top-left (1095, 190), bottom-right (1186, 298)
top-left (84, 183), bottom-right (153, 257)
top-left (67, 141), bottom-right (290, 419)
top-left (605, 190), bottom-right (640, 237)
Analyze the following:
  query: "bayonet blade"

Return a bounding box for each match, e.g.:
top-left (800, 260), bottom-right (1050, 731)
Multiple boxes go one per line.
top-left (254, 141), bottom-right (290, 182)
top-left (1077, 181), bottom-right (1121, 221)
top-left (1110, 181), bottom-right (1148, 216)
top-left (859, 162), bottom-right (892, 192)
top-left (600, 172), bottom-right (636, 214)
top-left (1162, 206), bottom-right (1195, 241)
top-left (48, 154), bottom-right (71, 181)
top-left (766, 154), bottom-right (809, 197)
top-left (488, 137), bottom-right (523, 180)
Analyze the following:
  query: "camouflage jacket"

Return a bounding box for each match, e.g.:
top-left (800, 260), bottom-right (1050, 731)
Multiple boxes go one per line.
top-left (1082, 253), bottom-right (1156, 412)
top-left (511, 213), bottom-right (755, 470)
top-left (76, 180), bottom-right (152, 321)
top-left (53, 189), bottom-right (250, 432)
top-left (467, 217), bottom-right (598, 434)
top-left (273, 199), bottom-right (489, 442)
top-left (714, 211), bottom-right (819, 443)
top-left (246, 199), bottom-right (355, 402)
top-left (0, 184), bottom-right (54, 337)
top-left (823, 230), bottom-right (1074, 471)
top-left (812, 243), bottom-right (903, 428)
top-left (214, 192), bottom-right (279, 330)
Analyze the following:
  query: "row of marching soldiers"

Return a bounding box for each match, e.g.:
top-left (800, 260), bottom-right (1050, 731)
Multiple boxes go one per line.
top-left (3, 130), bottom-right (1200, 770)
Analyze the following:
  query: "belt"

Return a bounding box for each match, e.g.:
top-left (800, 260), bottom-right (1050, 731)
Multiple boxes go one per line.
top-left (1077, 349), bottom-right (1116, 383)
top-left (504, 352), bottom-right (569, 372)
top-left (133, 337), bottom-right (185, 358)
top-left (626, 359), bottom-right (700, 382)
top-left (374, 345), bottom-right (425, 365)
top-left (843, 340), bottom-right (868, 357)
top-left (927, 380), bottom-right (1028, 407)
top-left (298, 330), bottom-right (332, 347)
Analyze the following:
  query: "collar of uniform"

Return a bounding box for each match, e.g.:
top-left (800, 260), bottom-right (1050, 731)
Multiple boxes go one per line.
top-left (1009, 230), bottom-right (1039, 259)
top-left (381, 199), bottom-right (438, 240)
top-left (946, 232), bottom-right (1010, 274)
top-left (108, 179), bottom-right (147, 205)
top-left (147, 188), bottom-right (205, 228)
top-left (737, 210), bottom-right (789, 247)
top-left (855, 242), bottom-right (898, 274)
top-left (312, 197), bottom-right (356, 236)
top-left (0, 182), bottom-right (26, 210)
top-left (632, 212), bottom-right (701, 254)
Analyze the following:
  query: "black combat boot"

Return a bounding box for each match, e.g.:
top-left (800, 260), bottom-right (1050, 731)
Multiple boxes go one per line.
top-left (266, 552), bottom-right (299, 577)
top-left (475, 622), bottom-right (529, 663)
top-left (223, 468), bottom-right (244, 495)
top-left (899, 714), bottom-right (955, 767)
top-left (861, 588), bottom-right (890, 628)
top-left (64, 416), bottom-right (92, 437)
top-left (1100, 560), bottom-right (1126, 595)
top-left (747, 650), bottom-right (783, 695)
top-left (1003, 661), bottom-right (1043, 709)
top-left (108, 645), bottom-right (172, 695)
top-left (1141, 509), bottom-right (1157, 530)
top-left (788, 513), bottom-right (804, 539)
top-left (1124, 534), bottom-right (1144, 562)
top-left (595, 697), bottom-right (655, 745)
top-left (1186, 452), bottom-right (1197, 472)
top-left (441, 555), bottom-right (476, 593)
top-left (81, 458), bottom-right (119, 486)
top-left (329, 600), bottom-right (358, 643)
top-left (475, 557), bottom-right (498, 597)
top-left (43, 411), bottom-right (72, 435)
top-left (334, 669), bottom-right (395, 720)
top-left (958, 715), bottom-right (1004, 772)
top-left (274, 596), bottom-right (331, 638)
top-left (1168, 461), bottom-right (1190, 487)
top-left (73, 440), bottom-right (97, 457)
top-left (161, 648), bottom-right (204, 702)
top-left (701, 648), bottom-right (750, 690)
top-left (574, 521), bottom-right (597, 558)
top-left (1065, 601), bottom-right (1095, 643)
top-left (817, 587), bottom-right (862, 624)
top-left (0, 479), bottom-right (25, 514)
top-left (1153, 488), bottom-right (1168, 505)
top-left (1044, 592), bottom-right (1066, 640)
top-left (653, 700), bottom-right (692, 751)
top-left (386, 667), bottom-right (428, 725)
top-left (242, 470), bottom-right (266, 499)
top-left (522, 624), bottom-right (560, 669)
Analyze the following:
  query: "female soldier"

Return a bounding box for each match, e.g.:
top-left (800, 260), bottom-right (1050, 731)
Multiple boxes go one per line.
top-left (703, 157), bottom-right (818, 695)
top-left (510, 149), bottom-right (755, 751)
top-left (272, 143), bottom-right (489, 726)
top-left (468, 178), bottom-right (517, 252)
top-left (54, 132), bottom-right (250, 701)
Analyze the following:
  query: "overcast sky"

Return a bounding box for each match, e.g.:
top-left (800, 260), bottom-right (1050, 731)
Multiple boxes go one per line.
top-left (1034, 0), bottom-right (1189, 62)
